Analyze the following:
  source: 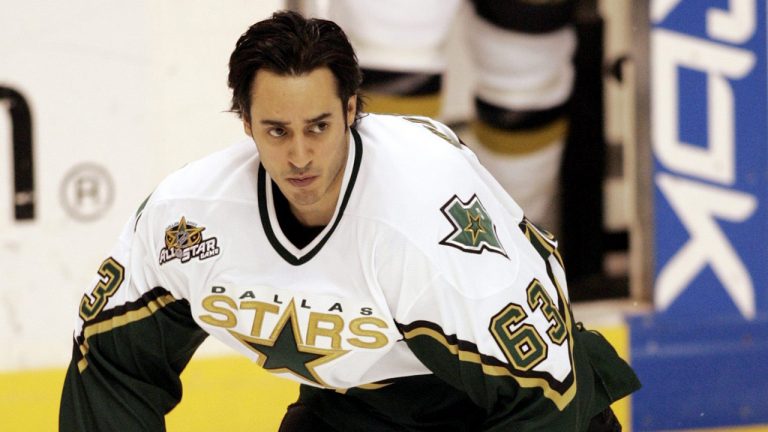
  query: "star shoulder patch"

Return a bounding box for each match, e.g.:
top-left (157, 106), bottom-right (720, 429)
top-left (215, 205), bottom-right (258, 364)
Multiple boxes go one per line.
top-left (439, 194), bottom-right (507, 258)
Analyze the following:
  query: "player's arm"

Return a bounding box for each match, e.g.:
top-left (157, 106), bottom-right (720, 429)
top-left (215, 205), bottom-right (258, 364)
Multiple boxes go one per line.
top-left (391, 219), bottom-right (639, 431)
top-left (59, 200), bottom-right (208, 431)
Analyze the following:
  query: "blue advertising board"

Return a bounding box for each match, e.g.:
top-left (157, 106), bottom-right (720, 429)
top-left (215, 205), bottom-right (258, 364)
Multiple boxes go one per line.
top-left (631, 0), bottom-right (768, 429)
top-left (652, 0), bottom-right (766, 322)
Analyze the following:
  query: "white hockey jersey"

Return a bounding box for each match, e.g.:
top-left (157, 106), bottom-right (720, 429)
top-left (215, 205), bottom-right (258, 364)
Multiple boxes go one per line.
top-left (61, 114), bottom-right (639, 431)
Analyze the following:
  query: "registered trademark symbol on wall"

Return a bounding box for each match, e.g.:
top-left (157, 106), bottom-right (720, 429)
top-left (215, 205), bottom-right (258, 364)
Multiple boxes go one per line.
top-left (59, 163), bottom-right (115, 222)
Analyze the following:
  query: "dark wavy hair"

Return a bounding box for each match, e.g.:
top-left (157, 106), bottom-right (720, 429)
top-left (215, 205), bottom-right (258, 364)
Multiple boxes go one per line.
top-left (228, 10), bottom-right (365, 126)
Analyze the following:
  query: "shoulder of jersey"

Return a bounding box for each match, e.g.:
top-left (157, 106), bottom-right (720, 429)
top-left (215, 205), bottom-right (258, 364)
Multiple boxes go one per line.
top-left (148, 139), bottom-right (259, 205)
top-left (357, 114), bottom-right (478, 193)
top-left (354, 114), bottom-right (484, 213)
top-left (355, 114), bottom-right (523, 298)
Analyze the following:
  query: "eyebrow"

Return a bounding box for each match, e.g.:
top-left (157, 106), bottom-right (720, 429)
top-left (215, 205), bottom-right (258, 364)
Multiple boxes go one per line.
top-left (260, 112), bottom-right (332, 127)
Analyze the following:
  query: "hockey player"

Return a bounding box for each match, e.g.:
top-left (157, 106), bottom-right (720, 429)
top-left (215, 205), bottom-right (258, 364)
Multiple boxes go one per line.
top-left (327, 0), bottom-right (576, 233)
top-left (60, 10), bottom-right (639, 431)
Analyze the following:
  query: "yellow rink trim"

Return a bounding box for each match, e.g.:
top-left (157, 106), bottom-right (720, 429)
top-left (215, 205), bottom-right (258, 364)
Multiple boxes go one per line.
top-left (0, 357), bottom-right (299, 432)
top-left (166, 356), bottom-right (299, 431)
top-left (2, 328), bottom-right (768, 432)
top-left (0, 367), bottom-right (65, 432)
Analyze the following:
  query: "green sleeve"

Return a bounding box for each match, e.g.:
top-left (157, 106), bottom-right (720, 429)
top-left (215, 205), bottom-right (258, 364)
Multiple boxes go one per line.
top-left (399, 318), bottom-right (640, 431)
top-left (59, 287), bottom-right (207, 432)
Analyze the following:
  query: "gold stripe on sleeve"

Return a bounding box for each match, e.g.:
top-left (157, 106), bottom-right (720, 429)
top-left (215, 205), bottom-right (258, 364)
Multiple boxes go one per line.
top-left (364, 92), bottom-right (442, 118)
top-left (471, 118), bottom-right (568, 155)
top-left (77, 294), bottom-right (177, 372)
top-left (402, 326), bottom-right (576, 410)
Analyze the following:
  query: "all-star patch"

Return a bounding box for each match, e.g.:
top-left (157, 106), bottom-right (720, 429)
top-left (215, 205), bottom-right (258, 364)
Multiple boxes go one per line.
top-left (439, 194), bottom-right (507, 258)
top-left (159, 216), bottom-right (220, 265)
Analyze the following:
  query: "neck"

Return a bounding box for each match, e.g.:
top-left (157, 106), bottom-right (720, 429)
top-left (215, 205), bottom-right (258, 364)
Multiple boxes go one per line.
top-left (290, 202), bottom-right (335, 227)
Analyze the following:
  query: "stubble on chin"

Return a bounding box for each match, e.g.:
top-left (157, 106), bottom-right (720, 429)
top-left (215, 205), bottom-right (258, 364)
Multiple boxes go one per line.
top-left (290, 188), bottom-right (319, 207)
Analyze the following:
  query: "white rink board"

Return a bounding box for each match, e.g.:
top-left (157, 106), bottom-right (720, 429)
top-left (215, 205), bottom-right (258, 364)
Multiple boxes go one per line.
top-left (0, 0), bottom-right (281, 371)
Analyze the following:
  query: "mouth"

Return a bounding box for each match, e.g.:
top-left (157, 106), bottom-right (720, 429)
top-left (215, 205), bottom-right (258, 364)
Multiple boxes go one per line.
top-left (287, 175), bottom-right (318, 188)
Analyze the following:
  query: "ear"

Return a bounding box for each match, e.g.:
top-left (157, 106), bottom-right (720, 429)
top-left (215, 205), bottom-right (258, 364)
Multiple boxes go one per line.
top-left (346, 95), bottom-right (357, 126)
top-left (242, 115), bottom-right (253, 138)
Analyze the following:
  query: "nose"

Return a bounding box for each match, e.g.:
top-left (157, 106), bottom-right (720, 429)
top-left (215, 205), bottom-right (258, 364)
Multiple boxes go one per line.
top-left (288, 135), bottom-right (312, 169)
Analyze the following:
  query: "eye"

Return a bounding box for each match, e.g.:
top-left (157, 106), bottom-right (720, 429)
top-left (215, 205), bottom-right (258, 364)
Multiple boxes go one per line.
top-left (267, 127), bottom-right (286, 138)
top-left (308, 122), bottom-right (329, 134)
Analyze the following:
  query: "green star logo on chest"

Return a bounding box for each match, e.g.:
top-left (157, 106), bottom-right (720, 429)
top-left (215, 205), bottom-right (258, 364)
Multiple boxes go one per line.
top-left (229, 300), bottom-right (348, 387)
top-left (439, 194), bottom-right (507, 258)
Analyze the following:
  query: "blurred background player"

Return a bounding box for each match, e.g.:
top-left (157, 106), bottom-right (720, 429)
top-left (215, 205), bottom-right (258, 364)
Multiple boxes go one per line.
top-left (326, 0), bottom-right (576, 234)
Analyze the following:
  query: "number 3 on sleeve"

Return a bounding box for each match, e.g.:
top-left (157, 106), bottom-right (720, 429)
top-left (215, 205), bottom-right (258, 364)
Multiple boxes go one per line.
top-left (79, 257), bottom-right (125, 321)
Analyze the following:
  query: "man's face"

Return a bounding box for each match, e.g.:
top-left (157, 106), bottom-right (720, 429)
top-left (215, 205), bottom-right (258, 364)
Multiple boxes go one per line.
top-left (244, 67), bottom-right (356, 225)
